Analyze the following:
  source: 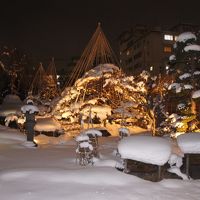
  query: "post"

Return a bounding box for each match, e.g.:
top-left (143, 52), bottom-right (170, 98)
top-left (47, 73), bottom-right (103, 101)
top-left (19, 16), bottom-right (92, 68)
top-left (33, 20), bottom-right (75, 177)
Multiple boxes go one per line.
top-left (186, 154), bottom-right (190, 178)
top-left (158, 165), bottom-right (162, 181)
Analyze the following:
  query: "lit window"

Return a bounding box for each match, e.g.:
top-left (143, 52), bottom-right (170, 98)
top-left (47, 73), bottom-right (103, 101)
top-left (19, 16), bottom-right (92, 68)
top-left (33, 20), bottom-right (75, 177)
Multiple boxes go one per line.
top-left (164, 46), bottom-right (172, 53)
top-left (164, 34), bottom-right (173, 41)
top-left (126, 50), bottom-right (130, 56)
top-left (150, 66), bottom-right (153, 71)
top-left (120, 51), bottom-right (122, 55)
top-left (165, 65), bottom-right (169, 70)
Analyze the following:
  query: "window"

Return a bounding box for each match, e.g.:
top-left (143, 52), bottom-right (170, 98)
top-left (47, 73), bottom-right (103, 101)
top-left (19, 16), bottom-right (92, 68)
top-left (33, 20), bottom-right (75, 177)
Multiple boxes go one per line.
top-left (150, 66), bottom-right (153, 71)
top-left (174, 36), bottom-right (178, 41)
top-left (126, 50), bottom-right (130, 56)
top-left (164, 34), bottom-right (173, 41)
top-left (164, 46), bottom-right (172, 53)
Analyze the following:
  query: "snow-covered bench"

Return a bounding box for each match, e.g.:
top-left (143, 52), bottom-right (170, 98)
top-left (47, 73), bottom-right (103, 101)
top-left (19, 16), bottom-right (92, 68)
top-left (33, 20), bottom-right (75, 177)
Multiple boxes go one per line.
top-left (118, 135), bottom-right (172, 181)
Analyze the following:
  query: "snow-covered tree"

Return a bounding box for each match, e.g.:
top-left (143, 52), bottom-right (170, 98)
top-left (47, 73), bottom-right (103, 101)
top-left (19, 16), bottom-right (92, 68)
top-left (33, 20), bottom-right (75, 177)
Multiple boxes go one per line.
top-left (166, 32), bottom-right (200, 133)
top-left (53, 64), bottom-right (153, 130)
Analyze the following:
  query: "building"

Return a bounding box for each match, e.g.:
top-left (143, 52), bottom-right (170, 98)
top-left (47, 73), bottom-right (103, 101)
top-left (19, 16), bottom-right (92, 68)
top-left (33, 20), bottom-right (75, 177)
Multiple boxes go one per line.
top-left (118, 23), bottom-right (200, 76)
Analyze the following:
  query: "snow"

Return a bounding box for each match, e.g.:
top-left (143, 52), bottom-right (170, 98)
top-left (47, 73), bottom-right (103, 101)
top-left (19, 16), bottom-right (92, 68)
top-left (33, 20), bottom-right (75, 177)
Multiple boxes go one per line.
top-left (118, 127), bottom-right (130, 135)
top-left (21, 104), bottom-right (39, 114)
top-left (179, 73), bottom-right (191, 80)
top-left (34, 117), bottom-right (63, 132)
top-left (194, 71), bottom-right (200, 75)
top-left (168, 83), bottom-right (181, 93)
top-left (177, 133), bottom-right (200, 154)
top-left (4, 114), bottom-right (18, 126)
top-left (81, 128), bottom-right (103, 137)
top-left (192, 90), bottom-right (200, 99)
top-left (79, 141), bottom-right (93, 150)
top-left (0, 125), bottom-right (200, 200)
top-left (184, 84), bottom-right (193, 90)
top-left (75, 134), bottom-right (89, 142)
top-left (169, 54), bottom-right (176, 61)
top-left (184, 44), bottom-right (200, 52)
top-left (118, 135), bottom-right (171, 165)
top-left (81, 104), bottom-right (112, 121)
top-left (176, 32), bottom-right (197, 43)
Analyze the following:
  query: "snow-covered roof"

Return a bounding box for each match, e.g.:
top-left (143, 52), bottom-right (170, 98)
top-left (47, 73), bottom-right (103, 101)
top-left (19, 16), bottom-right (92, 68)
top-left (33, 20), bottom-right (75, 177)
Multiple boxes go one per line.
top-left (184, 44), bottom-right (200, 52)
top-left (177, 133), bottom-right (200, 154)
top-left (176, 32), bottom-right (197, 43)
top-left (118, 136), bottom-right (171, 165)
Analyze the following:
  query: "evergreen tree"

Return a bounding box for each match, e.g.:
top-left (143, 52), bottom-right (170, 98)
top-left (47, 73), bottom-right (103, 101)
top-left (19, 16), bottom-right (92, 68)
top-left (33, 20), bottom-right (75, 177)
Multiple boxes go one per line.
top-left (166, 32), bottom-right (200, 133)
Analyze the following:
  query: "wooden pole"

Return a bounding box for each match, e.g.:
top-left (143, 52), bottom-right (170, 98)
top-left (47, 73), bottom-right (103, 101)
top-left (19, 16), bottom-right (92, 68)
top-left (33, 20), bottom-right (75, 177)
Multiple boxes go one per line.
top-left (186, 154), bottom-right (190, 178)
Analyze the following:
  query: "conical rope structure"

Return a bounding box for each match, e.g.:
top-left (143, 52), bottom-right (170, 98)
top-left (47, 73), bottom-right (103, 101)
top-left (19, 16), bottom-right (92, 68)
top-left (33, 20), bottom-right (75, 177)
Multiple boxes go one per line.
top-left (28, 60), bottom-right (60, 101)
top-left (29, 62), bottom-right (46, 96)
top-left (46, 57), bottom-right (60, 95)
top-left (66, 23), bottom-right (121, 87)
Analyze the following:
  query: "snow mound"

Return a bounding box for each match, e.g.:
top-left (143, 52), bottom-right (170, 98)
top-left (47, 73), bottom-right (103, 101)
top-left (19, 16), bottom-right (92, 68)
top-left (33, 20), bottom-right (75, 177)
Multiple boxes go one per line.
top-left (177, 133), bottom-right (200, 154)
top-left (118, 136), bottom-right (171, 165)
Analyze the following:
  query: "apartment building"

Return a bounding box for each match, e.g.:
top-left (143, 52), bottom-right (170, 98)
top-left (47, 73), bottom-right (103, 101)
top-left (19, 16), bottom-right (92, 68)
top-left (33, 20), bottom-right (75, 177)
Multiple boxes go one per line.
top-left (119, 23), bottom-right (199, 75)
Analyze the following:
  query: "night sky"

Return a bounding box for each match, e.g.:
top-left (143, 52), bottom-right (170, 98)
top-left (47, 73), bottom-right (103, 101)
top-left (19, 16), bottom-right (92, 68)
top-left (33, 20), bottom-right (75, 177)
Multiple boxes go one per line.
top-left (0, 0), bottom-right (200, 68)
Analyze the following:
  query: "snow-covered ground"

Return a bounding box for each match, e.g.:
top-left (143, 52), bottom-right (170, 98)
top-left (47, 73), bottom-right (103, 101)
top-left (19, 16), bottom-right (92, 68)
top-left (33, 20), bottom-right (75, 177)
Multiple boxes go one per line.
top-left (0, 125), bottom-right (200, 200)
